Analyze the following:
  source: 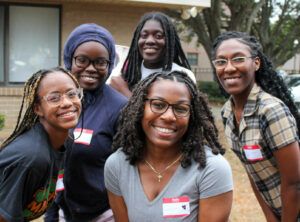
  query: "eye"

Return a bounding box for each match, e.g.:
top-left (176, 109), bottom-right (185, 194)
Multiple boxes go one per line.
top-left (66, 89), bottom-right (78, 99)
top-left (151, 100), bottom-right (167, 110)
top-left (140, 32), bottom-right (148, 39)
top-left (213, 59), bottom-right (227, 66)
top-left (95, 59), bottom-right (108, 66)
top-left (76, 56), bottom-right (88, 64)
top-left (174, 104), bottom-right (190, 114)
top-left (155, 32), bottom-right (164, 39)
top-left (46, 93), bottom-right (61, 103)
top-left (232, 57), bottom-right (246, 63)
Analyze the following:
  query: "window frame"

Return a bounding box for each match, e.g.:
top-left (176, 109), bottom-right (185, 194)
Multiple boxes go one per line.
top-left (0, 2), bottom-right (61, 86)
top-left (187, 52), bottom-right (199, 66)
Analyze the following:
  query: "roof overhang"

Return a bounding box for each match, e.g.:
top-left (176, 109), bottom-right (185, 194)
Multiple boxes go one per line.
top-left (125, 0), bottom-right (210, 9)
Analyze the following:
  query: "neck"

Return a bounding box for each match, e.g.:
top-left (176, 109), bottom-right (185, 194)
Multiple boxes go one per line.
top-left (143, 60), bottom-right (165, 69)
top-left (40, 121), bottom-right (68, 150)
top-left (144, 144), bottom-right (181, 165)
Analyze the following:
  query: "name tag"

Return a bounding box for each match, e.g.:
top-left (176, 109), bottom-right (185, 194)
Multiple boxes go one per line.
top-left (243, 145), bottom-right (264, 162)
top-left (56, 170), bottom-right (64, 192)
top-left (73, 128), bottom-right (93, 145)
top-left (163, 196), bottom-right (190, 218)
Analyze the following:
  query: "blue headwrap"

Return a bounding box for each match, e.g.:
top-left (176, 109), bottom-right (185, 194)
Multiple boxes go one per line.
top-left (63, 23), bottom-right (116, 76)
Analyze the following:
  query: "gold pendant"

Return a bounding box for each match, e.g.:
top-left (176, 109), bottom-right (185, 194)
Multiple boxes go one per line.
top-left (157, 174), bottom-right (163, 182)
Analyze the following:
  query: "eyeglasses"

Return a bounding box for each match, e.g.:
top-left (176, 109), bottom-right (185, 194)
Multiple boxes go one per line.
top-left (145, 98), bottom-right (190, 118)
top-left (212, 56), bottom-right (255, 69)
top-left (41, 88), bottom-right (83, 106)
top-left (73, 55), bottom-right (110, 71)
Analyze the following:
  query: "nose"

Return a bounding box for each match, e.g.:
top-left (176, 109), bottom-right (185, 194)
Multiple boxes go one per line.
top-left (145, 35), bottom-right (155, 44)
top-left (224, 59), bottom-right (237, 72)
top-left (85, 62), bottom-right (97, 71)
top-left (60, 95), bottom-right (73, 107)
top-left (160, 106), bottom-right (176, 121)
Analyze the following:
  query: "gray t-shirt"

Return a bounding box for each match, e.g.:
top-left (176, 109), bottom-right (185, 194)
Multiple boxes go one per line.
top-left (104, 148), bottom-right (233, 222)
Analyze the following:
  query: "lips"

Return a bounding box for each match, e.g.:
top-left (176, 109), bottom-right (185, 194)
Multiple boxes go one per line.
top-left (57, 109), bottom-right (79, 120)
top-left (80, 74), bottom-right (99, 83)
top-left (154, 126), bottom-right (176, 134)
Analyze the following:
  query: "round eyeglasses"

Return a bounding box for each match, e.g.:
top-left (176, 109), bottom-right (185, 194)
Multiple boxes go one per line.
top-left (212, 56), bottom-right (255, 69)
top-left (41, 88), bottom-right (83, 106)
top-left (74, 55), bottom-right (110, 71)
top-left (146, 98), bottom-right (190, 118)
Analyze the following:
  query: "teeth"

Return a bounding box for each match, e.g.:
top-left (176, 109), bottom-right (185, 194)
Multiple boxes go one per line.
top-left (82, 76), bottom-right (97, 80)
top-left (60, 111), bottom-right (75, 117)
top-left (155, 127), bottom-right (175, 133)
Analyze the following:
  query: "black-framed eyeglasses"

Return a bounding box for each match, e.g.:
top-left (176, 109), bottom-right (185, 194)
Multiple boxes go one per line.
top-left (145, 98), bottom-right (190, 118)
top-left (212, 56), bottom-right (255, 69)
top-left (41, 88), bottom-right (83, 106)
top-left (73, 55), bottom-right (110, 71)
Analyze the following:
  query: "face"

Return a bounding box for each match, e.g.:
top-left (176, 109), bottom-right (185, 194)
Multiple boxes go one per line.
top-left (34, 71), bottom-right (81, 134)
top-left (142, 79), bottom-right (191, 150)
top-left (214, 39), bottom-right (260, 99)
top-left (71, 41), bottom-right (109, 90)
top-left (138, 19), bottom-right (166, 69)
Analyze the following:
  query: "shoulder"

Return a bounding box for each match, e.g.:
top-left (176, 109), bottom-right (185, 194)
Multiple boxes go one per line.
top-left (105, 149), bottom-right (127, 168)
top-left (0, 125), bottom-right (50, 168)
top-left (171, 63), bottom-right (196, 83)
top-left (204, 147), bottom-right (231, 170)
top-left (103, 85), bottom-right (128, 104)
top-left (257, 91), bottom-right (294, 119)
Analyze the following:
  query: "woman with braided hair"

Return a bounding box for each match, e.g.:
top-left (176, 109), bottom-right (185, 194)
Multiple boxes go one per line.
top-left (0, 67), bottom-right (82, 222)
top-left (104, 71), bottom-right (233, 221)
top-left (211, 31), bottom-right (300, 221)
top-left (109, 11), bottom-right (196, 97)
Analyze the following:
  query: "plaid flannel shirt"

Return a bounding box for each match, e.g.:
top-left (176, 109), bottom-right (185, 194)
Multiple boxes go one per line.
top-left (221, 84), bottom-right (299, 218)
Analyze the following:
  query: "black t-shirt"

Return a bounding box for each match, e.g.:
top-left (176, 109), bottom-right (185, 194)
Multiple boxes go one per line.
top-left (0, 123), bottom-right (65, 222)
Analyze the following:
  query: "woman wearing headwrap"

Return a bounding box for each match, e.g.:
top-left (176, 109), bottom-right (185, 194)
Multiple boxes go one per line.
top-left (47, 23), bottom-right (127, 222)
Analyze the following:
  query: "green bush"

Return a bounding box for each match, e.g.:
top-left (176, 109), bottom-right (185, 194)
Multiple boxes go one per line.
top-left (0, 114), bottom-right (4, 131)
top-left (197, 81), bottom-right (227, 104)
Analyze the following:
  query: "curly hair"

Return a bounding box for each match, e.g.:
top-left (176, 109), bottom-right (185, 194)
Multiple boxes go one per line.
top-left (1, 67), bottom-right (79, 149)
top-left (112, 71), bottom-right (224, 168)
top-left (211, 31), bottom-right (300, 135)
top-left (121, 12), bottom-right (191, 90)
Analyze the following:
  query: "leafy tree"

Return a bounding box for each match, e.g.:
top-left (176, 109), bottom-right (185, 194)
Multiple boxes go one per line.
top-left (167, 0), bottom-right (300, 68)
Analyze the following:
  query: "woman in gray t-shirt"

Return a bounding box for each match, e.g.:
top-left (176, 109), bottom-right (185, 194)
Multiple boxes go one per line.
top-left (104, 71), bottom-right (233, 222)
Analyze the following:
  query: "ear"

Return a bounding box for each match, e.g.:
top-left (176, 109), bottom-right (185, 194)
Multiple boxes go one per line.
top-left (34, 103), bottom-right (44, 117)
top-left (254, 57), bottom-right (261, 71)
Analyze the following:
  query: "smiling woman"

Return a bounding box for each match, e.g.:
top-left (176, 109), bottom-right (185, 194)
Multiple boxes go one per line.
top-left (105, 70), bottom-right (233, 222)
top-left (0, 67), bottom-right (82, 222)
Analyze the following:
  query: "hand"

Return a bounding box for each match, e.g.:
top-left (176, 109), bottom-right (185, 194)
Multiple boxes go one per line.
top-left (109, 76), bottom-right (132, 98)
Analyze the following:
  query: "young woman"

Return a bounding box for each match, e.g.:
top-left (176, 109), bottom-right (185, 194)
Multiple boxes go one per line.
top-left (109, 12), bottom-right (196, 97)
top-left (52, 23), bottom-right (127, 222)
top-left (105, 71), bottom-right (233, 221)
top-left (0, 67), bottom-right (82, 222)
top-left (211, 31), bottom-right (300, 221)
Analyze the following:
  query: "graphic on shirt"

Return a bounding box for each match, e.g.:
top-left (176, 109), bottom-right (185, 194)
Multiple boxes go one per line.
top-left (22, 178), bottom-right (56, 220)
top-left (73, 128), bottom-right (93, 145)
top-left (243, 144), bottom-right (264, 162)
top-left (163, 196), bottom-right (190, 218)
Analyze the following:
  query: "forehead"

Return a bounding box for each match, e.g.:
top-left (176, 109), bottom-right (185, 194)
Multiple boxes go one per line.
top-left (216, 39), bottom-right (252, 57)
top-left (73, 41), bottom-right (109, 58)
top-left (141, 19), bottom-right (163, 32)
top-left (38, 71), bottom-right (77, 96)
top-left (147, 79), bottom-right (191, 102)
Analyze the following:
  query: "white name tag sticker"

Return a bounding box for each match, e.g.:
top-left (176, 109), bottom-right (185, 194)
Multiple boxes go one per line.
top-left (56, 170), bottom-right (64, 192)
top-left (73, 128), bottom-right (93, 145)
top-left (243, 145), bottom-right (264, 162)
top-left (163, 196), bottom-right (190, 218)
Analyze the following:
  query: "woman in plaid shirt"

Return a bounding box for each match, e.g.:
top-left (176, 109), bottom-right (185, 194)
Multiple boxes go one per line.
top-left (211, 31), bottom-right (300, 221)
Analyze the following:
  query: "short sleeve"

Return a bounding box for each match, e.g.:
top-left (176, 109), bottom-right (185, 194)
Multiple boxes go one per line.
top-left (198, 153), bottom-right (233, 199)
top-left (262, 102), bottom-right (298, 150)
top-left (0, 164), bottom-right (31, 222)
top-left (104, 150), bottom-right (122, 196)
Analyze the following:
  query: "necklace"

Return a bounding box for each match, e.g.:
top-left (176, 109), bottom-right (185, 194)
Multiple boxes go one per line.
top-left (144, 154), bottom-right (183, 182)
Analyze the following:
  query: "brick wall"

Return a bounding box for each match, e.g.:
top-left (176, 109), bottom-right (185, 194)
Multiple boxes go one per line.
top-left (0, 87), bottom-right (23, 140)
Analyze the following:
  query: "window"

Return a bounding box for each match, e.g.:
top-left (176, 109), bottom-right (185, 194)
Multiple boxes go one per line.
top-left (0, 4), bottom-right (60, 85)
top-left (187, 53), bottom-right (198, 66)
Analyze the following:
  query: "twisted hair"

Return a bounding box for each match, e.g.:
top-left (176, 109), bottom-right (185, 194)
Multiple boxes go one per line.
top-left (113, 71), bottom-right (224, 168)
top-left (1, 67), bottom-right (79, 149)
top-left (121, 12), bottom-right (191, 90)
top-left (211, 31), bottom-right (300, 136)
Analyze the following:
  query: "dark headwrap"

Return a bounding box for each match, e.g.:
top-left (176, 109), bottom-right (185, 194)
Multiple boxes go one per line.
top-left (63, 23), bottom-right (116, 77)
